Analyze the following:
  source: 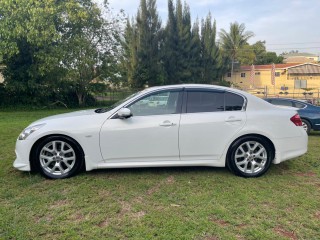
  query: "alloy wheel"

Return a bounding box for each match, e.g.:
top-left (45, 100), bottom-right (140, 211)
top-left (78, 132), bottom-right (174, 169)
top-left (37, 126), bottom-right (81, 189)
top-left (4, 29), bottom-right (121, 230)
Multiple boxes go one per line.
top-left (234, 141), bottom-right (267, 174)
top-left (39, 140), bottom-right (76, 176)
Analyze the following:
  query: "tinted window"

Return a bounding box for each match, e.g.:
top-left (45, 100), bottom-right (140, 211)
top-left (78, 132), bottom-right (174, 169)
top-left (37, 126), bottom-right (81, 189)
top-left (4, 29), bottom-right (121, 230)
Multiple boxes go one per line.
top-left (128, 91), bottom-right (180, 116)
top-left (270, 99), bottom-right (293, 107)
top-left (186, 91), bottom-right (224, 113)
top-left (225, 92), bottom-right (244, 111)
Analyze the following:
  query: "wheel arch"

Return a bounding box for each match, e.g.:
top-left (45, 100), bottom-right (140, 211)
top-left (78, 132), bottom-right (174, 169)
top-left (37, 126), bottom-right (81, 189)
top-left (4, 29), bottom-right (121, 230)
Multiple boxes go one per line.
top-left (300, 118), bottom-right (312, 127)
top-left (226, 133), bottom-right (276, 163)
top-left (29, 134), bottom-right (86, 172)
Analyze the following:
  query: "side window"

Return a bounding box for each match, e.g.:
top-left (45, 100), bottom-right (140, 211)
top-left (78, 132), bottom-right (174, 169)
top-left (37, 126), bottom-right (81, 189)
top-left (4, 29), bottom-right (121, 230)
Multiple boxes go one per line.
top-left (128, 91), bottom-right (180, 116)
top-left (293, 102), bottom-right (306, 109)
top-left (225, 92), bottom-right (244, 111)
top-left (186, 91), bottom-right (224, 113)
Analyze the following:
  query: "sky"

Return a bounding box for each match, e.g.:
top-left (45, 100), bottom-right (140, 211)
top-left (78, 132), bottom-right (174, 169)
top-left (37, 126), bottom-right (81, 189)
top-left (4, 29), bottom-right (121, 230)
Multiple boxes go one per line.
top-left (106, 0), bottom-right (320, 56)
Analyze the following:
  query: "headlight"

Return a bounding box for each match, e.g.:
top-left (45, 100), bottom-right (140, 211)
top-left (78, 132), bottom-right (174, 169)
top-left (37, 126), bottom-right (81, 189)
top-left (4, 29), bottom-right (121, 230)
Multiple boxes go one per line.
top-left (18, 123), bottom-right (46, 140)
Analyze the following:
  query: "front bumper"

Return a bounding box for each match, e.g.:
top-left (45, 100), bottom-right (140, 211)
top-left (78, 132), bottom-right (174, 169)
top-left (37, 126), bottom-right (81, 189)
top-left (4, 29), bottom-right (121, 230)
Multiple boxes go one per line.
top-left (13, 139), bottom-right (33, 171)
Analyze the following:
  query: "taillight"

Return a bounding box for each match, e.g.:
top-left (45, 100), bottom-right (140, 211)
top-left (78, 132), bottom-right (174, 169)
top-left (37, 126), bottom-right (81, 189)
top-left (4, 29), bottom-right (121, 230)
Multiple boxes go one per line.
top-left (290, 114), bottom-right (302, 126)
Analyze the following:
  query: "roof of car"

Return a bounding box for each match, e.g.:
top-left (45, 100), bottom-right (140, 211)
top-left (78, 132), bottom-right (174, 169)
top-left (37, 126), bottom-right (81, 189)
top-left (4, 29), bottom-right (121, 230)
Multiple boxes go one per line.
top-left (144, 84), bottom-right (274, 111)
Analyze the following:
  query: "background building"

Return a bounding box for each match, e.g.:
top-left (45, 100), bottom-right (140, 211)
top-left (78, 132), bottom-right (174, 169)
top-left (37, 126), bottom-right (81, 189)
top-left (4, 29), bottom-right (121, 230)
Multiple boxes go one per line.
top-left (226, 63), bottom-right (320, 99)
top-left (283, 52), bottom-right (319, 63)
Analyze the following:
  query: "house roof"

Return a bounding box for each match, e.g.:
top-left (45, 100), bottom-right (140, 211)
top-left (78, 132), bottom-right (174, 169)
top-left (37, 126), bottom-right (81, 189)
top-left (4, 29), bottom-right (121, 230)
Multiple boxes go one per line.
top-left (283, 52), bottom-right (318, 58)
top-left (240, 63), bottom-right (300, 71)
top-left (287, 63), bottom-right (320, 74)
top-left (284, 56), bottom-right (316, 63)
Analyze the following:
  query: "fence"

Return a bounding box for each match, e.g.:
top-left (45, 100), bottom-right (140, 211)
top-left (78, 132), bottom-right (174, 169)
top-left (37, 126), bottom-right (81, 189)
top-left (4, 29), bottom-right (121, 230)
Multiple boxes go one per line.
top-left (243, 86), bottom-right (320, 105)
top-left (94, 89), bottom-right (141, 102)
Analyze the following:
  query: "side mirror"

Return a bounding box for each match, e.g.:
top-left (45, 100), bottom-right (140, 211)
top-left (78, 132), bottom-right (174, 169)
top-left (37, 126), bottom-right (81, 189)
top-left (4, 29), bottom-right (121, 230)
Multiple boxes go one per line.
top-left (117, 108), bottom-right (132, 119)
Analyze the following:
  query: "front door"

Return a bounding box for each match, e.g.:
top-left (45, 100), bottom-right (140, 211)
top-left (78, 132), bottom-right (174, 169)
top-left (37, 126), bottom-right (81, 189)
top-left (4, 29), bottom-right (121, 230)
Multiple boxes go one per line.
top-left (100, 90), bottom-right (182, 162)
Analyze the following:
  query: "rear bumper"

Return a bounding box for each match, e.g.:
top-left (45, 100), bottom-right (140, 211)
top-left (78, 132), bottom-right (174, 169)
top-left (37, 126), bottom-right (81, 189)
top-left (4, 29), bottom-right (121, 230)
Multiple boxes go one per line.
top-left (273, 130), bottom-right (308, 164)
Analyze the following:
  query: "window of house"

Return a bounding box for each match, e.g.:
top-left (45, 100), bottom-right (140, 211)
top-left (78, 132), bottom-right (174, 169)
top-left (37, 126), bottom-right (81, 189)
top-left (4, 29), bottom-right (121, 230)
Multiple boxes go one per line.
top-left (275, 72), bottom-right (280, 77)
top-left (240, 73), bottom-right (246, 78)
top-left (294, 80), bottom-right (307, 89)
top-left (255, 72), bottom-right (260, 75)
top-left (227, 72), bottom-right (231, 77)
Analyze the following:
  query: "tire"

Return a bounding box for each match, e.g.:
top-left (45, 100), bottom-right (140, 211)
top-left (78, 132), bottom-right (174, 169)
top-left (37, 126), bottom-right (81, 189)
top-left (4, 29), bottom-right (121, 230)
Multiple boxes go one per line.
top-left (227, 136), bottom-right (273, 178)
top-left (34, 136), bottom-right (84, 179)
top-left (301, 119), bottom-right (311, 134)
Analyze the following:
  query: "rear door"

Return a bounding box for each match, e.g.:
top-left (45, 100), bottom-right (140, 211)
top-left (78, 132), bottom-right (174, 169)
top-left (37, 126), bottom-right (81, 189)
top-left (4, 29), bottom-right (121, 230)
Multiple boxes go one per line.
top-left (179, 89), bottom-right (247, 161)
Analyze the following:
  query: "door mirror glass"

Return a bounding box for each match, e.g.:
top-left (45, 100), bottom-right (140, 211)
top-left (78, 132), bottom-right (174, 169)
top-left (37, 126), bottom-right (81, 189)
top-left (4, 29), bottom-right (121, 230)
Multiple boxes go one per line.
top-left (117, 108), bottom-right (132, 119)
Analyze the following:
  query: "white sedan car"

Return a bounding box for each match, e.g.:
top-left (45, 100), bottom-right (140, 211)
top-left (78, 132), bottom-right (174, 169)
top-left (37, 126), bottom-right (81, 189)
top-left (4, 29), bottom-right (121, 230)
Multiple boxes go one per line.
top-left (14, 84), bottom-right (308, 179)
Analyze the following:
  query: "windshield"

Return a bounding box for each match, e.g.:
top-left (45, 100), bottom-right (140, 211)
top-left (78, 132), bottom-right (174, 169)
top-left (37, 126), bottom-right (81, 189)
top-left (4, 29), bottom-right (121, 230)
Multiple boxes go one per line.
top-left (95, 91), bottom-right (142, 113)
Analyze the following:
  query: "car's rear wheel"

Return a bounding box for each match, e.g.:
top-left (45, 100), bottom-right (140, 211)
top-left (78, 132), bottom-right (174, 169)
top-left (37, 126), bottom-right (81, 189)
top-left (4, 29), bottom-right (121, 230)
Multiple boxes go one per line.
top-left (227, 136), bottom-right (273, 177)
top-left (301, 120), bottom-right (311, 134)
top-left (34, 136), bottom-right (84, 179)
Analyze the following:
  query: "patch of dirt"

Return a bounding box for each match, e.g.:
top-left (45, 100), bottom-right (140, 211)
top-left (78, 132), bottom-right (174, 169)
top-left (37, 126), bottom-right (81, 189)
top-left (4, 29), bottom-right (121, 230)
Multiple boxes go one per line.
top-left (294, 171), bottom-right (316, 177)
top-left (236, 223), bottom-right (248, 229)
top-left (204, 236), bottom-right (220, 240)
top-left (72, 213), bottom-right (85, 222)
top-left (147, 175), bottom-right (175, 195)
top-left (209, 217), bottom-right (229, 227)
top-left (273, 226), bottom-right (297, 240)
top-left (132, 210), bottom-right (146, 219)
top-left (166, 175), bottom-right (175, 184)
top-left (147, 183), bottom-right (162, 195)
top-left (314, 211), bottom-right (320, 220)
top-left (98, 218), bottom-right (109, 227)
top-left (120, 201), bottom-right (132, 214)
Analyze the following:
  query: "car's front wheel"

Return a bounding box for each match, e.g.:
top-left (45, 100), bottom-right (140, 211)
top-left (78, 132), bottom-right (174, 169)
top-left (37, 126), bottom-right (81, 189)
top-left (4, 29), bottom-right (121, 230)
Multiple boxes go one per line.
top-left (227, 136), bottom-right (273, 177)
top-left (34, 136), bottom-right (84, 179)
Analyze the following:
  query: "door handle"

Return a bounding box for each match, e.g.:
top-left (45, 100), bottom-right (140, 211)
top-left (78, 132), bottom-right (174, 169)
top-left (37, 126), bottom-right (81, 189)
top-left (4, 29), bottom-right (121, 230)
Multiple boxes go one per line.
top-left (225, 117), bottom-right (242, 123)
top-left (159, 120), bottom-right (176, 127)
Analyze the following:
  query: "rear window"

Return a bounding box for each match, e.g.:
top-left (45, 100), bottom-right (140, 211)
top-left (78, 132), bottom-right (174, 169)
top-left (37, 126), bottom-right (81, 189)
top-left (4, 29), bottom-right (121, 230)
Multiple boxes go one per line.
top-left (187, 91), bottom-right (224, 113)
top-left (186, 91), bottom-right (244, 113)
top-left (225, 92), bottom-right (244, 111)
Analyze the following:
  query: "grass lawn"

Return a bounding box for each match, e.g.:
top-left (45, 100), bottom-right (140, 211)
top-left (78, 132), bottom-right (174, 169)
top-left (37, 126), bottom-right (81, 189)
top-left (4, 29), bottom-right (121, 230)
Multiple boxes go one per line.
top-left (0, 109), bottom-right (319, 240)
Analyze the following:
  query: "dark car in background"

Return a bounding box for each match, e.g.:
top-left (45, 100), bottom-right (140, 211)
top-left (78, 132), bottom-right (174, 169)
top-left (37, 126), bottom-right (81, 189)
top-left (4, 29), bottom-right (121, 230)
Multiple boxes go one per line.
top-left (264, 98), bottom-right (320, 134)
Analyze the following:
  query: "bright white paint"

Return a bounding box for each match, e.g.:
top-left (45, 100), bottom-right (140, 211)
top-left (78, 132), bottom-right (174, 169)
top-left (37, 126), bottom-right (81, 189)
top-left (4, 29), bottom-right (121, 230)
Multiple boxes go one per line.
top-left (14, 84), bottom-right (308, 174)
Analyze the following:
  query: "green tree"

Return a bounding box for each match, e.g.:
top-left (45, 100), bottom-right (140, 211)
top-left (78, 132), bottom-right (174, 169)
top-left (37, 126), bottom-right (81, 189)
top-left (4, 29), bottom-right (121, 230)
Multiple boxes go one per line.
top-left (163, 0), bottom-right (179, 84)
top-left (58, 0), bottom-right (123, 105)
top-left (219, 22), bottom-right (254, 74)
top-left (0, 0), bottom-right (62, 104)
top-left (189, 19), bottom-right (202, 83)
top-left (200, 13), bottom-right (220, 83)
top-left (0, 0), bottom-right (123, 106)
top-left (132, 0), bottom-right (163, 88)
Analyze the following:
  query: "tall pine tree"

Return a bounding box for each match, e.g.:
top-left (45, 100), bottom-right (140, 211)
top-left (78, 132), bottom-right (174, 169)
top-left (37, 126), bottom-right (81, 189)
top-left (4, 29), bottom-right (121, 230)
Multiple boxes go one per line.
top-left (133, 0), bottom-right (163, 87)
top-left (201, 13), bottom-right (220, 83)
